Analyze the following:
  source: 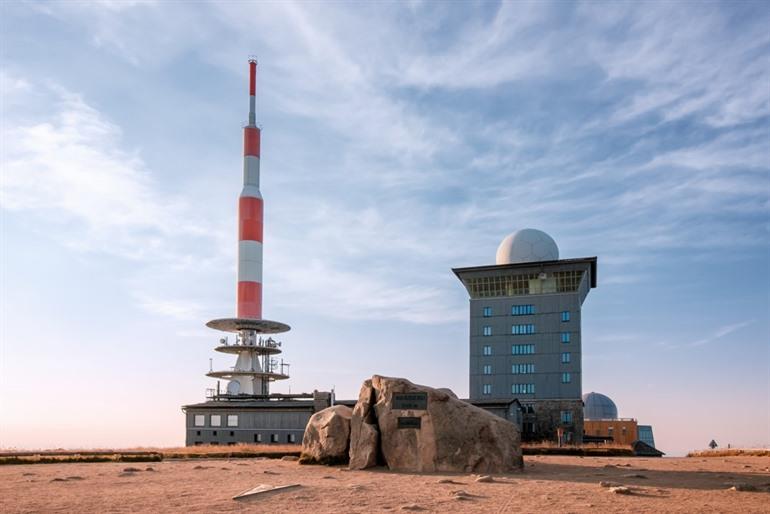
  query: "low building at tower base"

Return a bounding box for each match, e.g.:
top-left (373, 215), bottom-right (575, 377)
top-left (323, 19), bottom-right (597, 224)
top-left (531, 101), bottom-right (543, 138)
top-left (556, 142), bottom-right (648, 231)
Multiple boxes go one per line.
top-left (182, 391), bottom-right (333, 446)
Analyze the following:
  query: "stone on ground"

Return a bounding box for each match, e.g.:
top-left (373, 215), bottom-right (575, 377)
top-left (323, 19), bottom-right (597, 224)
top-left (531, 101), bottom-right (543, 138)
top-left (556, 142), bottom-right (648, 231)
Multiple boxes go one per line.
top-left (348, 379), bottom-right (381, 469)
top-left (350, 375), bottom-right (523, 473)
top-left (299, 405), bottom-right (353, 465)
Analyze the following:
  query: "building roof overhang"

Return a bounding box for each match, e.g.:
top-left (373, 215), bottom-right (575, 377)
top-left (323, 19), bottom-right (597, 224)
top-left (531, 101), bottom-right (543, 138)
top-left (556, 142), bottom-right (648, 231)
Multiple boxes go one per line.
top-left (452, 256), bottom-right (598, 288)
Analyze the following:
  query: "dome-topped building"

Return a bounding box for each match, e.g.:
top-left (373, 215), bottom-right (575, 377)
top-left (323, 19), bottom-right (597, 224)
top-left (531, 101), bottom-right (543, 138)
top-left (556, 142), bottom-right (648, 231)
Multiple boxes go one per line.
top-left (496, 228), bottom-right (559, 265)
top-left (454, 227), bottom-right (598, 444)
top-left (582, 392), bottom-right (618, 420)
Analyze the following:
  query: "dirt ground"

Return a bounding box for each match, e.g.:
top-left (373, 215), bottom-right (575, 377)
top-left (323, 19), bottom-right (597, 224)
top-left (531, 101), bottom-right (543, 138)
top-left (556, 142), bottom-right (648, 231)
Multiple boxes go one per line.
top-left (2, 455), bottom-right (769, 513)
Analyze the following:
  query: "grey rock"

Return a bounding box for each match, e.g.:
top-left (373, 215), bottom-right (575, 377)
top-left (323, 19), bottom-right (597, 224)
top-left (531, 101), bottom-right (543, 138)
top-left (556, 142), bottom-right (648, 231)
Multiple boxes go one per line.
top-left (436, 388), bottom-right (458, 399)
top-left (608, 486), bottom-right (632, 495)
top-left (300, 404), bottom-right (353, 465)
top-left (352, 375), bottom-right (522, 473)
top-left (348, 379), bottom-right (381, 470)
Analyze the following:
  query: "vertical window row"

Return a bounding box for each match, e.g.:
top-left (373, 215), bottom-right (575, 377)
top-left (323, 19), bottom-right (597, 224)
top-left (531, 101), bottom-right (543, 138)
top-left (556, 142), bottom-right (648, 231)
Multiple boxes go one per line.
top-left (561, 352), bottom-right (571, 363)
top-left (482, 345), bottom-right (492, 356)
top-left (561, 310), bottom-right (570, 322)
top-left (512, 383), bottom-right (535, 394)
top-left (561, 372), bottom-right (571, 383)
top-left (511, 363), bottom-right (535, 374)
top-left (482, 306), bottom-right (492, 317)
top-left (511, 305), bottom-right (535, 316)
top-left (482, 384), bottom-right (492, 395)
top-left (512, 324), bottom-right (535, 335)
top-left (482, 364), bottom-right (492, 375)
top-left (483, 326), bottom-right (492, 336)
top-left (511, 344), bottom-right (535, 355)
top-left (561, 332), bottom-right (571, 343)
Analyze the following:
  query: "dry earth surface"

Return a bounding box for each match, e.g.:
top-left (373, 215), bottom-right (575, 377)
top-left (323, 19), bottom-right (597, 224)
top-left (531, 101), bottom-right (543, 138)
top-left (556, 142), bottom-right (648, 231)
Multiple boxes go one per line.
top-left (2, 455), bottom-right (769, 513)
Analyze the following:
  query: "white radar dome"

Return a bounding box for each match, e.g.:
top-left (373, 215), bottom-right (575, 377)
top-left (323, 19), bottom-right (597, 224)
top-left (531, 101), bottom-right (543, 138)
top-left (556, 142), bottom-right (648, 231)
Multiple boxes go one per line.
top-left (496, 228), bottom-right (559, 264)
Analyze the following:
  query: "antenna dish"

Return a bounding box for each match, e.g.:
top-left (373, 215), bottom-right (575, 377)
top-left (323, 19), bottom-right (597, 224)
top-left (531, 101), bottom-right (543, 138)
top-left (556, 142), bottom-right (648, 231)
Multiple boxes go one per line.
top-left (227, 380), bottom-right (241, 395)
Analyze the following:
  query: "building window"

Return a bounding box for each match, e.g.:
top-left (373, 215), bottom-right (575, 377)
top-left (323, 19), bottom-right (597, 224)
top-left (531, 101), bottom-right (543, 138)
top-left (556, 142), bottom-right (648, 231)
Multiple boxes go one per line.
top-left (210, 415), bottom-right (221, 427)
top-left (608, 427), bottom-right (614, 438)
top-left (230, 431), bottom-right (235, 437)
top-left (196, 430), bottom-right (201, 436)
top-left (482, 384), bottom-right (492, 395)
top-left (622, 426), bottom-right (627, 437)
top-left (227, 415), bottom-right (239, 427)
top-left (288, 434), bottom-right (296, 443)
top-left (562, 372), bottom-right (571, 383)
top-left (561, 310), bottom-right (570, 322)
top-left (483, 326), bottom-right (492, 336)
top-left (512, 324), bottom-right (535, 335)
top-left (561, 352), bottom-right (571, 363)
top-left (561, 411), bottom-right (573, 423)
top-left (482, 364), bottom-right (492, 375)
top-left (213, 430), bottom-right (218, 436)
top-left (482, 306), bottom-right (492, 317)
top-left (511, 305), bottom-right (535, 316)
top-left (511, 344), bottom-right (535, 355)
top-left (271, 434), bottom-right (279, 443)
top-left (194, 415), bottom-right (205, 427)
top-left (482, 345), bottom-right (492, 356)
top-left (511, 363), bottom-right (535, 374)
top-left (561, 332), bottom-right (570, 343)
top-left (511, 383), bottom-right (535, 394)
top-left (254, 434), bottom-right (262, 443)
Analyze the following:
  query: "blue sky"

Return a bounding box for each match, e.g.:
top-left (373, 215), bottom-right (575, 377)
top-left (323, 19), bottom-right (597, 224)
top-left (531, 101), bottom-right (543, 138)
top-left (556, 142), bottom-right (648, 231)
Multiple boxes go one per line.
top-left (1, 1), bottom-right (768, 455)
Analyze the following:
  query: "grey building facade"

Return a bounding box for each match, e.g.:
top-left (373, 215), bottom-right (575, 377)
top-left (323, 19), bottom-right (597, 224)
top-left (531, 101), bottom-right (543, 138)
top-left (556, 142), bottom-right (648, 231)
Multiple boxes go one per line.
top-left (182, 392), bottom-right (332, 446)
top-left (454, 256), bottom-right (597, 443)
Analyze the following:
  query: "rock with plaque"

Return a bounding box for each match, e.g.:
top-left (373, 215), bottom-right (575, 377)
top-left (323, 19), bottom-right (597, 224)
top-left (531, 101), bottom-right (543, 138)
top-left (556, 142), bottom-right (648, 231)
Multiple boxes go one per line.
top-left (348, 375), bottom-right (522, 473)
top-left (393, 393), bottom-right (428, 410)
top-left (397, 416), bottom-right (422, 429)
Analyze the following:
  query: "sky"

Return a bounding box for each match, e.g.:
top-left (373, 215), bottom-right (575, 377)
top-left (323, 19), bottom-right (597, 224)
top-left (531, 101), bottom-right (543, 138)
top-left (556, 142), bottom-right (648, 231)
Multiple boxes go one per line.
top-left (1, 0), bottom-right (768, 456)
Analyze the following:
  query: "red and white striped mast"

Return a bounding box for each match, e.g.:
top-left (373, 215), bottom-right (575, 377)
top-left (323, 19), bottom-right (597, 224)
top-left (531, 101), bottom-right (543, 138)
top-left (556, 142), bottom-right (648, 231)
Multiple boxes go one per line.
top-left (205, 58), bottom-right (291, 399)
top-left (238, 57), bottom-right (263, 319)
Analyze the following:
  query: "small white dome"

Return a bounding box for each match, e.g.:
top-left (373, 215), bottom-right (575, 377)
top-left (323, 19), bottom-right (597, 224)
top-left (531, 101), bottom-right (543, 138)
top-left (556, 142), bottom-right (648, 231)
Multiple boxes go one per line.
top-left (496, 229), bottom-right (559, 264)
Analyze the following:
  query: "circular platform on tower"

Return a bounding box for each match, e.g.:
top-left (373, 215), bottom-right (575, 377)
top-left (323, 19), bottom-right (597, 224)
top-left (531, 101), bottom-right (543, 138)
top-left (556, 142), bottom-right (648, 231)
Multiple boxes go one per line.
top-left (206, 318), bottom-right (291, 334)
top-left (214, 344), bottom-right (283, 355)
top-left (206, 370), bottom-right (289, 380)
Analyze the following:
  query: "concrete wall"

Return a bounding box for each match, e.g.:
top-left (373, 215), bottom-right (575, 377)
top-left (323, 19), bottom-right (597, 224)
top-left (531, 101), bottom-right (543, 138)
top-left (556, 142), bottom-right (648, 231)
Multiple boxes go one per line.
top-left (469, 290), bottom-right (583, 400)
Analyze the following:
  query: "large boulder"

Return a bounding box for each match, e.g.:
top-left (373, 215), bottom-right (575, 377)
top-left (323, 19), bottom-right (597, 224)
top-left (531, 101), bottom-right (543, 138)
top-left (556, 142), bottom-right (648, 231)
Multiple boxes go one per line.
top-left (348, 379), bottom-right (380, 469)
top-left (299, 405), bottom-right (353, 465)
top-left (349, 375), bottom-right (522, 473)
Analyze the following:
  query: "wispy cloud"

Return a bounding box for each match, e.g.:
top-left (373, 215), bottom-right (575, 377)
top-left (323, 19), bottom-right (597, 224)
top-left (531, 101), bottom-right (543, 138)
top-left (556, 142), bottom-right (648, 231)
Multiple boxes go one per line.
top-left (1, 78), bottom-right (208, 259)
top-left (3, 0), bottom-right (768, 328)
top-left (688, 320), bottom-right (755, 348)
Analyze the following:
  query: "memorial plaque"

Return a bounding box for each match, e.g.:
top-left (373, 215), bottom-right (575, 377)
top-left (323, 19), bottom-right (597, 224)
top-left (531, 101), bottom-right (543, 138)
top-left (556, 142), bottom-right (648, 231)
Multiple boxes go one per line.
top-left (397, 416), bottom-right (422, 429)
top-left (393, 392), bottom-right (428, 410)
